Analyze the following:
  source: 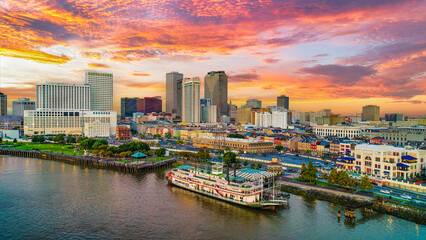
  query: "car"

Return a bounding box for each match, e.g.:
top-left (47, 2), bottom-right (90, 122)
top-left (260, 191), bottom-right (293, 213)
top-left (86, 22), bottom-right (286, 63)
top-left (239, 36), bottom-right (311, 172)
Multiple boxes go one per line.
top-left (380, 190), bottom-right (391, 194)
top-left (400, 195), bottom-right (412, 200)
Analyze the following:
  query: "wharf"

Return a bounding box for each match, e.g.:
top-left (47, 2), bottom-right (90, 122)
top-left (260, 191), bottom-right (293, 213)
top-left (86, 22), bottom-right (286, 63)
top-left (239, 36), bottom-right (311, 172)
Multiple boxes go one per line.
top-left (0, 148), bottom-right (175, 173)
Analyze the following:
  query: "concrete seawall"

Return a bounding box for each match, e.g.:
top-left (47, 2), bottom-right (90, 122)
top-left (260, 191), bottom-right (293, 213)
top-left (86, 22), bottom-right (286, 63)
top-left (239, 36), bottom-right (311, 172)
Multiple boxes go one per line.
top-left (0, 148), bottom-right (176, 173)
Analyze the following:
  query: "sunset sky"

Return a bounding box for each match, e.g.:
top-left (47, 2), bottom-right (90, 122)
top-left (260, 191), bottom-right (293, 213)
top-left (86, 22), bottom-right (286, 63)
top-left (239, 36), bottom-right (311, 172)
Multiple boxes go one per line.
top-left (1, 0), bottom-right (425, 117)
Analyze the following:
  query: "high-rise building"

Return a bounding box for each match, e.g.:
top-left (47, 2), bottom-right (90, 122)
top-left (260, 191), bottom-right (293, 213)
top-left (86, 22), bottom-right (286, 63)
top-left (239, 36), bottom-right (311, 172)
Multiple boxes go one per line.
top-left (182, 77), bottom-right (200, 123)
top-left (12, 98), bottom-right (35, 117)
top-left (228, 101), bottom-right (238, 123)
top-left (120, 97), bottom-right (138, 119)
top-left (85, 72), bottom-right (113, 111)
top-left (323, 109), bottom-right (332, 117)
top-left (362, 105), bottom-right (380, 121)
top-left (277, 95), bottom-right (289, 110)
top-left (166, 72), bottom-right (183, 115)
top-left (0, 92), bottom-right (7, 116)
top-left (246, 99), bottom-right (262, 108)
top-left (24, 76), bottom-right (117, 137)
top-left (36, 83), bottom-right (90, 111)
top-left (200, 98), bottom-right (211, 123)
top-left (385, 113), bottom-right (405, 122)
top-left (204, 71), bottom-right (228, 121)
top-left (137, 97), bottom-right (162, 114)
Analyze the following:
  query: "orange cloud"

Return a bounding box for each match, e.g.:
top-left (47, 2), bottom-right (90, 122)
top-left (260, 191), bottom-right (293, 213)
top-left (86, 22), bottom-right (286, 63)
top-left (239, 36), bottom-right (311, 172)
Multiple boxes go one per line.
top-left (87, 63), bottom-right (111, 68)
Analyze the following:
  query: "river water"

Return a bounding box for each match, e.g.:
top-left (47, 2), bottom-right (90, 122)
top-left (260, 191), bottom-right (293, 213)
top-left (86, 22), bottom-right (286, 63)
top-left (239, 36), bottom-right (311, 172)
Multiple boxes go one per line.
top-left (0, 156), bottom-right (424, 240)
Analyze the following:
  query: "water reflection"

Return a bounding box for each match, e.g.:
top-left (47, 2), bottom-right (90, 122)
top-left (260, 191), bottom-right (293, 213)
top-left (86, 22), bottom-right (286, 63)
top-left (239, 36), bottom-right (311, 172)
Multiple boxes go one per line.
top-left (0, 156), bottom-right (425, 240)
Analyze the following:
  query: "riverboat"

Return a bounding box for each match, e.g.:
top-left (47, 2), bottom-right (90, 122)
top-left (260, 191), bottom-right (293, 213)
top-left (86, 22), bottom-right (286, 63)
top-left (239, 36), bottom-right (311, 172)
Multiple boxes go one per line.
top-left (166, 164), bottom-right (289, 210)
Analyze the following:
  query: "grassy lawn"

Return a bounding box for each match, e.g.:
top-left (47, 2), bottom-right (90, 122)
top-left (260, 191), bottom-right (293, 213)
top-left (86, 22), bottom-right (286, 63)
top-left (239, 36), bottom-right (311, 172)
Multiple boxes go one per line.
top-left (146, 157), bottom-right (169, 163)
top-left (0, 142), bottom-right (82, 155)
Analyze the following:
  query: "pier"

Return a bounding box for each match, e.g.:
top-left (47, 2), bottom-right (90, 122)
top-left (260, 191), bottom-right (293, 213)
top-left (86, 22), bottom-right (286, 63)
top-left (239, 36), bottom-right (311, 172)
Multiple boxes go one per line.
top-left (0, 148), bottom-right (176, 173)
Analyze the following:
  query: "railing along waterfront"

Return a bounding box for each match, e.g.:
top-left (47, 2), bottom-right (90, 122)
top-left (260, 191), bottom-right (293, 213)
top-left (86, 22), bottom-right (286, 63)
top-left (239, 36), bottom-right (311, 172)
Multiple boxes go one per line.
top-left (0, 148), bottom-right (176, 173)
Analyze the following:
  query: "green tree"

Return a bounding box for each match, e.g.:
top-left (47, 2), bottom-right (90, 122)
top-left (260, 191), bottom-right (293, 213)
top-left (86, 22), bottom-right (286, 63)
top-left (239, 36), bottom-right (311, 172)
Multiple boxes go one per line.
top-left (13, 138), bottom-right (17, 143)
top-left (347, 178), bottom-right (359, 189)
top-left (197, 148), bottom-right (205, 160)
top-left (165, 132), bottom-right (172, 138)
top-left (223, 152), bottom-right (237, 182)
top-left (155, 148), bottom-right (166, 158)
top-left (327, 168), bottom-right (338, 184)
top-left (275, 145), bottom-right (283, 152)
top-left (204, 149), bottom-right (210, 161)
top-left (300, 160), bottom-right (317, 183)
top-left (360, 175), bottom-right (374, 190)
top-left (227, 133), bottom-right (245, 139)
top-left (320, 172), bottom-right (328, 179)
top-left (67, 135), bottom-right (76, 144)
top-left (250, 163), bottom-right (256, 169)
top-left (337, 171), bottom-right (350, 187)
top-left (257, 162), bottom-right (262, 170)
top-left (243, 160), bottom-right (249, 167)
top-left (0, 137), bottom-right (2, 142)
top-left (53, 134), bottom-right (65, 143)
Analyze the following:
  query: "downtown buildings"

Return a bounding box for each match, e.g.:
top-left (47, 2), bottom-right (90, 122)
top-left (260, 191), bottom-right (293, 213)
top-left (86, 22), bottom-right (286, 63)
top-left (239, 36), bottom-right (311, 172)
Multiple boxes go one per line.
top-left (0, 92), bottom-right (7, 116)
top-left (23, 72), bottom-right (117, 137)
top-left (277, 95), bottom-right (289, 110)
top-left (204, 71), bottom-right (228, 121)
top-left (121, 97), bottom-right (162, 119)
top-left (12, 98), bottom-right (35, 117)
top-left (362, 105), bottom-right (380, 121)
top-left (166, 72), bottom-right (183, 115)
top-left (182, 77), bottom-right (200, 123)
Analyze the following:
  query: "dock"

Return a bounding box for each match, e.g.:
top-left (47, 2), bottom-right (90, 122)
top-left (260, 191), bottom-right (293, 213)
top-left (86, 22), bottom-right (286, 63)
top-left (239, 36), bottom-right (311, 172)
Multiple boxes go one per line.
top-left (0, 148), bottom-right (176, 173)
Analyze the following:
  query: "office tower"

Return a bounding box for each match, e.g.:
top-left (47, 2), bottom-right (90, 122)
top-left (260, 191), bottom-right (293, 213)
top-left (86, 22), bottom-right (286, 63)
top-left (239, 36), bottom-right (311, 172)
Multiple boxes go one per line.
top-left (246, 99), bottom-right (262, 108)
top-left (36, 83), bottom-right (90, 111)
top-left (12, 98), bottom-right (35, 117)
top-left (362, 105), bottom-right (380, 121)
top-left (182, 77), bottom-right (200, 122)
top-left (0, 92), bottom-right (7, 116)
top-left (166, 72), bottom-right (183, 115)
top-left (85, 71), bottom-right (113, 111)
top-left (204, 71), bottom-right (228, 120)
top-left (228, 101), bottom-right (237, 123)
top-left (385, 113), bottom-right (405, 122)
top-left (137, 97), bottom-right (162, 114)
top-left (24, 78), bottom-right (117, 137)
top-left (120, 97), bottom-right (138, 119)
top-left (200, 98), bottom-right (211, 123)
top-left (323, 109), bottom-right (332, 117)
top-left (277, 95), bottom-right (289, 110)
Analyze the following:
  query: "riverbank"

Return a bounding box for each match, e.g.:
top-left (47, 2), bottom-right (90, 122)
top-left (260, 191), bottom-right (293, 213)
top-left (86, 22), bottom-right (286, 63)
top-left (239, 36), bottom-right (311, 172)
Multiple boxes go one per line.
top-left (0, 148), bottom-right (175, 173)
top-left (278, 178), bottom-right (426, 225)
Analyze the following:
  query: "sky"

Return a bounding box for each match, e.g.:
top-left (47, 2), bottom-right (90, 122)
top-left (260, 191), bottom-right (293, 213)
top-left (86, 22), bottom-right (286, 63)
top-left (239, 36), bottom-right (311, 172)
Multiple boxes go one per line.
top-left (0, 0), bottom-right (425, 117)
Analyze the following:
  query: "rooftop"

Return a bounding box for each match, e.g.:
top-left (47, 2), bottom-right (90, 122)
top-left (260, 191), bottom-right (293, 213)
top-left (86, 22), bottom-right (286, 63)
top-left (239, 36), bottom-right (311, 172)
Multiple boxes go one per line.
top-left (195, 136), bottom-right (270, 143)
top-left (355, 144), bottom-right (406, 151)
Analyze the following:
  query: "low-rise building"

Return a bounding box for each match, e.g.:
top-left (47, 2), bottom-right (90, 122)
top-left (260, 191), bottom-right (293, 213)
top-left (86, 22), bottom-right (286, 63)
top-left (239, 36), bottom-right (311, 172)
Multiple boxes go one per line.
top-left (313, 125), bottom-right (364, 138)
top-left (338, 144), bottom-right (426, 179)
top-left (116, 125), bottom-right (131, 140)
top-left (193, 136), bottom-right (274, 154)
top-left (24, 111), bottom-right (117, 137)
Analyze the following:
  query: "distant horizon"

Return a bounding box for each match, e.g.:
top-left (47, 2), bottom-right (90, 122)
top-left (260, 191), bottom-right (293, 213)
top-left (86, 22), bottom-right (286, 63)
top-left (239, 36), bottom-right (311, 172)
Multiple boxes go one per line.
top-left (1, 1), bottom-right (425, 118)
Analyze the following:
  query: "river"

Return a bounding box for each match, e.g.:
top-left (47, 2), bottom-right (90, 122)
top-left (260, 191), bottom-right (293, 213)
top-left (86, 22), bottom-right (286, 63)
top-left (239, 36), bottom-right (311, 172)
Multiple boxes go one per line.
top-left (0, 156), bottom-right (424, 240)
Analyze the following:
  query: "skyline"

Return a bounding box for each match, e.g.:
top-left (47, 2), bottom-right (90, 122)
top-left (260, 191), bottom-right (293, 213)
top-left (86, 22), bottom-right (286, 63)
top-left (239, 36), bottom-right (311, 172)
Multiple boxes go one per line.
top-left (1, 0), bottom-right (425, 117)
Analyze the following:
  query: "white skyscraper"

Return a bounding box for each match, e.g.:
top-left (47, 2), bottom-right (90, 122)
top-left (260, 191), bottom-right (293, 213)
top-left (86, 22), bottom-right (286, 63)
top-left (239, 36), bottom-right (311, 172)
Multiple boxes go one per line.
top-left (36, 83), bottom-right (90, 111)
top-left (85, 72), bottom-right (113, 111)
top-left (255, 111), bottom-right (288, 129)
top-left (271, 111), bottom-right (288, 129)
top-left (24, 75), bottom-right (117, 137)
top-left (182, 77), bottom-right (200, 123)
